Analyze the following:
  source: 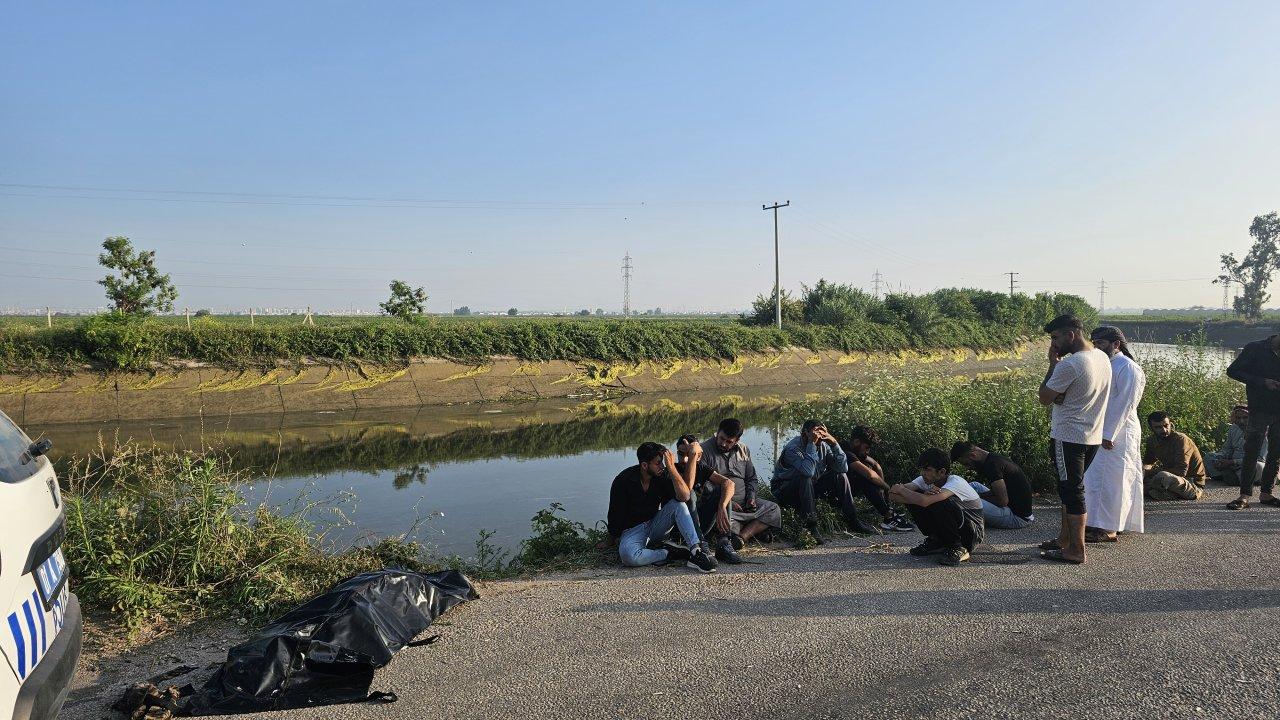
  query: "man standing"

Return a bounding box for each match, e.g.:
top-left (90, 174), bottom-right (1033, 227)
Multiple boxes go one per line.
top-left (1081, 326), bottom-right (1147, 542)
top-left (772, 419), bottom-right (880, 541)
top-left (696, 419), bottom-right (783, 551)
top-left (1226, 334), bottom-right (1280, 509)
top-left (1037, 314), bottom-right (1111, 565)
top-left (1206, 406), bottom-right (1264, 487)
top-left (1142, 412), bottom-right (1208, 501)
top-left (950, 441), bottom-right (1035, 530)
top-left (607, 442), bottom-right (719, 572)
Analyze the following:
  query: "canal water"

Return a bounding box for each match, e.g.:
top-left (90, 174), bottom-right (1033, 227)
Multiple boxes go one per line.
top-left (27, 342), bottom-right (1234, 556)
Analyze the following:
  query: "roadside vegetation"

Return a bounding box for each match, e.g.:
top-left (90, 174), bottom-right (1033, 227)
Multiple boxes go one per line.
top-left (1, 286), bottom-right (1093, 373)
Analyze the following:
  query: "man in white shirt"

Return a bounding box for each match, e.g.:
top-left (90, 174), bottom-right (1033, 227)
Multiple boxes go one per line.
top-left (1037, 314), bottom-right (1112, 565)
top-left (888, 448), bottom-right (985, 566)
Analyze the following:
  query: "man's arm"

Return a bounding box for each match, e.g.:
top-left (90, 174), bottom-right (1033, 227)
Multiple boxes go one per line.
top-left (741, 448), bottom-right (760, 507)
top-left (1226, 346), bottom-right (1260, 387)
top-left (1165, 436), bottom-right (1192, 478)
top-left (824, 435), bottom-right (849, 474)
top-left (1142, 443), bottom-right (1159, 475)
top-left (889, 483), bottom-right (954, 508)
top-left (849, 457), bottom-right (889, 490)
top-left (606, 476), bottom-right (625, 540)
top-left (986, 478), bottom-right (1010, 508)
top-left (777, 440), bottom-right (821, 483)
top-left (1039, 347), bottom-right (1068, 406)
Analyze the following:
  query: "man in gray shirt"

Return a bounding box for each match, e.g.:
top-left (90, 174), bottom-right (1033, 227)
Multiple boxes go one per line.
top-left (697, 418), bottom-right (783, 550)
top-left (771, 419), bottom-right (880, 541)
top-left (1207, 405), bottom-right (1265, 486)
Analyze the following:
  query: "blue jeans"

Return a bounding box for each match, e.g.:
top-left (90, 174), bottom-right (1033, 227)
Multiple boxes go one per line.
top-left (618, 500), bottom-right (701, 567)
top-left (970, 482), bottom-right (1034, 530)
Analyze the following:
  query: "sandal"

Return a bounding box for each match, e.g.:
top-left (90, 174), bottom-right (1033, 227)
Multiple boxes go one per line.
top-left (1226, 498), bottom-right (1249, 510)
top-left (1040, 549), bottom-right (1084, 565)
top-left (1085, 530), bottom-right (1118, 543)
top-left (1037, 539), bottom-right (1061, 551)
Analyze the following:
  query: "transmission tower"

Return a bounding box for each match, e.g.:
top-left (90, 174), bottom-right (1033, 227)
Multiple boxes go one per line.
top-left (1098, 278), bottom-right (1107, 315)
top-left (872, 269), bottom-right (884, 299)
top-left (1222, 278), bottom-right (1231, 313)
top-left (622, 252), bottom-right (633, 317)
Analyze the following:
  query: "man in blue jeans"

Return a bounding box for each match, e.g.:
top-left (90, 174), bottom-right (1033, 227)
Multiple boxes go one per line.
top-left (608, 442), bottom-right (719, 573)
top-left (950, 441), bottom-right (1036, 530)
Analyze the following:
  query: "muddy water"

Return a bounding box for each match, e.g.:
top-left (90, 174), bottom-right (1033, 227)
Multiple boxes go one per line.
top-left (26, 342), bottom-right (1230, 556)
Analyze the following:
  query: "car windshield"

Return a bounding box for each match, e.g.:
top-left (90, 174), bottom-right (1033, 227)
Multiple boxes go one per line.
top-left (0, 413), bottom-right (41, 484)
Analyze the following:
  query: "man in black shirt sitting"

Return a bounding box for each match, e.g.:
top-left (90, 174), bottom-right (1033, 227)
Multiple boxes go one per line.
top-left (608, 442), bottom-right (719, 573)
top-left (951, 441), bottom-right (1035, 530)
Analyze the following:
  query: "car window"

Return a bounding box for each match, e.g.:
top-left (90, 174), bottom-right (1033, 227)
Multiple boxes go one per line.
top-left (0, 413), bottom-right (41, 484)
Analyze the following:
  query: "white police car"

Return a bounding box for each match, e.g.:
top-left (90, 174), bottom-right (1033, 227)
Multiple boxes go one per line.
top-left (0, 410), bottom-right (80, 720)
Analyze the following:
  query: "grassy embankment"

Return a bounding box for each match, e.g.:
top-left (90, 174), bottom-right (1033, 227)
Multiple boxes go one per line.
top-left (63, 345), bottom-right (1237, 637)
top-left (2, 287), bottom-right (1095, 372)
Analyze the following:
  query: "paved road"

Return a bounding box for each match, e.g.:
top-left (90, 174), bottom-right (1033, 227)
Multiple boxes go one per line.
top-left (69, 485), bottom-right (1280, 719)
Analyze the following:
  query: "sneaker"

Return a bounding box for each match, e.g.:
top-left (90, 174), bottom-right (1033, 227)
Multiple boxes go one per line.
top-left (909, 538), bottom-right (946, 556)
top-left (687, 548), bottom-right (719, 573)
top-left (881, 515), bottom-right (915, 533)
top-left (729, 534), bottom-right (745, 551)
top-left (714, 538), bottom-right (743, 565)
top-left (845, 514), bottom-right (884, 536)
top-left (664, 544), bottom-right (691, 563)
top-left (937, 546), bottom-right (970, 566)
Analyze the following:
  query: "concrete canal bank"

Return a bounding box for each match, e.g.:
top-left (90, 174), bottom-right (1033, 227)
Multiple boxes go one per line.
top-left (0, 343), bottom-right (1040, 425)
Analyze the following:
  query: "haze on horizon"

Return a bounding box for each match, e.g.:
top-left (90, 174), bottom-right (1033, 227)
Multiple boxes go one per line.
top-left (2, 1), bottom-right (1278, 315)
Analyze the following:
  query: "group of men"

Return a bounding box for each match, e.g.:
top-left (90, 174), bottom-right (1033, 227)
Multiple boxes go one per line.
top-left (605, 314), bottom-right (1280, 571)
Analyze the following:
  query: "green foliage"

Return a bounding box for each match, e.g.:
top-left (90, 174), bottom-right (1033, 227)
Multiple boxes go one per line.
top-left (453, 306), bottom-right (472, 316)
top-left (802, 280), bottom-right (878, 326)
top-left (508, 308), bottom-right (518, 316)
top-left (97, 236), bottom-right (178, 316)
top-left (516, 503), bottom-right (611, 571)
top-left (1217, 211), bottom-right (1280, 320)
top-left (379, 280), bottom-right (429, 319)
top-left (748, 288), bottom-right (806, 326)
top-left (0, 314), bottom-right (1033, 373)
top-left (62, 442), bottom-right (431, 633)
top-left (783, 348), bottom-right (1239, 493)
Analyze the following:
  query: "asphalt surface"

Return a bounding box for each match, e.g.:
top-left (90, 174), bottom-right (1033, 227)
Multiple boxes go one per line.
top-left (68, 484), bottom-right (1280, 720)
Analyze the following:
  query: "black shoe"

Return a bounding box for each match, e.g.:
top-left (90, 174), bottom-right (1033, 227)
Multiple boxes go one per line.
top-left (909, 538), bottom-right (946, 556)
top-left (846, 514), bottom-right (884, 536)
top-left (881, 515), bottom-right (915, 533)
top-left (687, 547), bottom-right (718, 573)
top-left (664, 544), bottom-right (691, 563)
top-left (937, 546), bottom-right (970, 566)
top-left (729, 534), bottom-right (745, 551)
top-left (715, 538), bottom-right (743, 565)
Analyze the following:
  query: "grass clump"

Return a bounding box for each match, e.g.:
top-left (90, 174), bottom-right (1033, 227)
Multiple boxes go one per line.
top-left (782, 346), bottom-right (1240, 492)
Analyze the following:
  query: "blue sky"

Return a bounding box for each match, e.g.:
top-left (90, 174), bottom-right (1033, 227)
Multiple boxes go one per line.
top-left (3, 1), bottom-right (1278, 313)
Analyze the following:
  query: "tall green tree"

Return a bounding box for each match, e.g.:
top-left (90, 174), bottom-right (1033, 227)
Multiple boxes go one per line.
top-left (379, 280), bottom-right (428, 319)
top-left (1217, 212), bottom-right (1280, 320)
top-left (97, 236), bottom-right (178, 315)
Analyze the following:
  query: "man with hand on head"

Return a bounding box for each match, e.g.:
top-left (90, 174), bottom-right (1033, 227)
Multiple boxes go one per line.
top-left (674, 432), bottom-right (743, 565)
top-left (772, 419), bottom-right (881, 541)
top-left (608, 441), bottom-right (719, 573)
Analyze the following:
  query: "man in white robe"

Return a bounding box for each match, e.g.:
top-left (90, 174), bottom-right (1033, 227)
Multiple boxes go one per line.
top-left (1083, 326), bottom-right (1147, 540)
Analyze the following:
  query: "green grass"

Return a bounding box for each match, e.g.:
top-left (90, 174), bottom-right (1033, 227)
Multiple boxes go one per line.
top-left (781, 345), bottom-right (1240, 492)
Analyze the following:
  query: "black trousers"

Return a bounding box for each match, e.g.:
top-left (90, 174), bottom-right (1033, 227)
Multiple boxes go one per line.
top-left (1240, 410), bottom-right (1280, 497)
top-left (1050, 439), bottom-right (1099, 515)
top-left (906, 497), bottom-right (983, 551)
top-left (849, 472), bottom-right (892, 517)
top-left (775, 471), bottom-right (858, 522)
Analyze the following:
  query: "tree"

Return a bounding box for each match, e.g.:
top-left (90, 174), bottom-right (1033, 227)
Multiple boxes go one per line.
top-left (577, 309), bottom-right (591, 316)
top-left (507, 307), bottom-right (518, 316)
top-left (97, 236), bottom-right (177, 315)
top-left (1218, 212), bottom-right (1280, 320)
top-left (379, 280), bottom-right (428, 319)
top-left (595, 308), bottom-right (604, 316)
top-left (453, 306), bottom-right (471, 316)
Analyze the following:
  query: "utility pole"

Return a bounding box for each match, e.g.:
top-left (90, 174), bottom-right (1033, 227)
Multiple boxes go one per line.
top-left (1004, 271), bottom-right (1019, 298)
top-left (1098, 279), bottom-right (1107, 315)
top-left (622, 251), bottom-right (633, 318)
top-left (763, 201), bottom-right (790, 329)
top-left (872, 269), bottom-right (883, 299)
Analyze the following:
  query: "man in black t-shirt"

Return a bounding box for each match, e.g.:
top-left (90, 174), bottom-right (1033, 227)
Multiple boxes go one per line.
top-left (951, 441), bottom-right (1035, 530)
top-left (607, 442), bottom-right (719, 573)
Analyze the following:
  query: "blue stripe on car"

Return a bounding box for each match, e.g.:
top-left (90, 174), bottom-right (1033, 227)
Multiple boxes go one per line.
top-left (32, 591), bottom-right (47, 654)
top-left (22, 600), bottom-right (38, 668)
top-left (7, 612), bottom-right (26, 679)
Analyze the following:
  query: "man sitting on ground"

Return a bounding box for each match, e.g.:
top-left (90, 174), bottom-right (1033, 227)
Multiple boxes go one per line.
top-left (1206, 405), bottom-right (1265, 487)
top-left (607, 442), bottom-right (719, 572)
top-left (673, 433), bottom-right (742, 565)
top-left (695, 419), bottom-right (784, 554)
top-left (772, 419), bottom-right (881, 541)
top-left (841, 425), bottom-right (914, 532)
top-left (888, 448), bottom-right (986, 566)
top-left (950, 441), bottom-right (1035, 530)
top-left (1142, 412), bottom-right (1208, 501)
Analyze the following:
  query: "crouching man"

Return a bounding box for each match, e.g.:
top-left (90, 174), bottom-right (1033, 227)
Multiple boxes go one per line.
top-left (888, 448), bottom-right (986, 566)
top-left (608, 442), bottom-right (719, 573)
